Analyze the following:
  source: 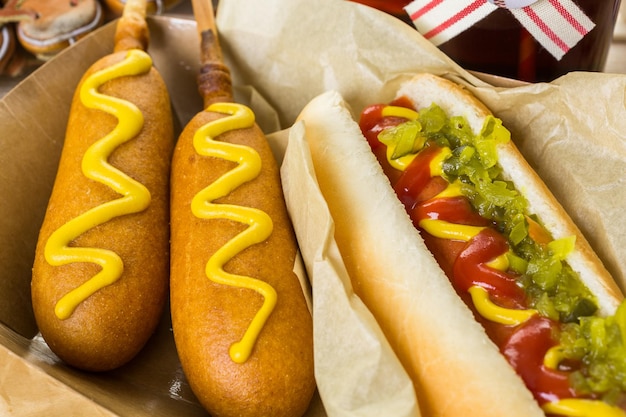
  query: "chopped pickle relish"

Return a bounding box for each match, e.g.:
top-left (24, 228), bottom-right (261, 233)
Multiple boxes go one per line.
top-left (379, 103), bottom-right (626, 399)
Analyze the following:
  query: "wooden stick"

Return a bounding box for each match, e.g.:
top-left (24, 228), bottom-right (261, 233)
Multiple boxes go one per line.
top-left (114, 0), bottom-right (149, 52)
top-left (192, 0), bottom-right (217, 37)
top-left (191, 0), bottom-right (234, 107)
top-left (122, 0), bottom-right (148, 20)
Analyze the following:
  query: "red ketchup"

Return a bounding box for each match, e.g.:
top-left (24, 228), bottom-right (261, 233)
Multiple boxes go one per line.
top-left (358, 101), bottom-right (585, 407)
top-left (502, 315), bottom-right (577, 405)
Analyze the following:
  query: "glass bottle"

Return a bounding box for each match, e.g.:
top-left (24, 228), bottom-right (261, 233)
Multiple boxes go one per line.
top-left (436, 0), bottom-right (622, 82)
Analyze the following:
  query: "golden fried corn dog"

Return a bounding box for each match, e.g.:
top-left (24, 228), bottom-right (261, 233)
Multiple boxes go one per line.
top-left (169, 1), bottom-right (315, 416)
top-left (31, 0), bottom-right (174, 372)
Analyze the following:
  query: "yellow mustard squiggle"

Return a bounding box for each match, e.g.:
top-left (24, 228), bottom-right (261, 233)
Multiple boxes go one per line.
top-left (383, 106), bottom-right (538, 326)
top-left (45, 49), bottom-right (153, 320)
top-left (384, 105), bottom-right (619, 417)
top-left (542, 399), bottom-right (626, 417)
top-left (192, 102), bottom-right (277, 364)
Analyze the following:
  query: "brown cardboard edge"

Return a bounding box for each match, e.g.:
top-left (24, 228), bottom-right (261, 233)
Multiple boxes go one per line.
top-left (0, 16), bottom-right (209, 417)
top-left (0, 326), bottom-right (118, 416)
top-left (0, 14), bottom-right (324, 417)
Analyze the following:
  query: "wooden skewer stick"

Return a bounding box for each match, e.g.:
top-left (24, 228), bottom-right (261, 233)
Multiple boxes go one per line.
top-left (192, 0), bottom-right (217, 36)
top-left (191, 0), bottom-right (234, 107)
top-left (114, 0), bottom-right (149, 53)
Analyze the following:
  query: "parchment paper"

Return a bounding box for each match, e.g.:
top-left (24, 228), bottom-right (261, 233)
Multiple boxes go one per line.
top-left (276, 124), bottom-right (421, 417)
top-left (0, 0), bottom-right (623, 415)
top-left (0, 14), bottom-right (319, 417)
top-left (218, 0), bottom-right (625, 415)
top-left (216, 0), bottom-right (625, 289)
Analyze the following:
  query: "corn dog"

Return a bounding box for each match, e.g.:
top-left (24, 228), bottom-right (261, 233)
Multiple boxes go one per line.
top-left (31, 0), bottom-right (174, 372)
top-left (169, 1), bottom-right (315, 415)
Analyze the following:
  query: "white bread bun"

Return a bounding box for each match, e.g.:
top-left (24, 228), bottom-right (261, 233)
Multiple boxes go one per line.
top-left (395, 73), bottom-right (623, 316)
top-left (296, 89), bottom-right (544, 417)
top-left (296, 74), bottom-right (624, 416)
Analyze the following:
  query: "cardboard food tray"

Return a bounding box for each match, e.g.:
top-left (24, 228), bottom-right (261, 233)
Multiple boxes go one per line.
top-left (0, 13), bottom-right (323, 417)
top-left (1, 0), bottom-right (625, 415)
top-left (0, 15), bottom-right (206, 417)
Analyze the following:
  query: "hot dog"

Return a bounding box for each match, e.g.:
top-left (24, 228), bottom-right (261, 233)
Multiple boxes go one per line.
top-left (168, 1), bottom-right (315, 416)
top-left (31, 0), bottom-right (174, 372)
top-left (295, 74), bottom-right (626, 417)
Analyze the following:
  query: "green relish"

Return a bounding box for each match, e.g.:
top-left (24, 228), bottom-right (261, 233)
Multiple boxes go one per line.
top-left (382, 103), bottom-right (626, 397)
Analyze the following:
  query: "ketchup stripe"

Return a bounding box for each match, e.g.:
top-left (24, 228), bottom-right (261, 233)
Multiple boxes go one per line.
top-left (362, 103), bottom-right (581, 407)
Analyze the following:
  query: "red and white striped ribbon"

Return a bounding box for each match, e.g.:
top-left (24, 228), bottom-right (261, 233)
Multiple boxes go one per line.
top-left (405, 0), bottom-right (595, 60)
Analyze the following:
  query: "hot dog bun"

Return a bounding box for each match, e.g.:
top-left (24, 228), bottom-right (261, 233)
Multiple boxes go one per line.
top-left (295, 74), bottom-right (623, 416)
top-left (31, 0), bottom-right (174, 371)
top-left (394, 74), bottom-right (622, 314)
top-left (14, 0), bottom-right (104, 60)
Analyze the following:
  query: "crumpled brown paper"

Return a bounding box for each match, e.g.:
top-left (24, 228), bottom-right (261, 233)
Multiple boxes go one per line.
top-left (466, 75), bottom-right (626, 288)
top-left (218, 0), bottom-right (625, 415)
top-left (0, 0), bottom-right (624, 415)
top-left (217, 0), bottom-right (625, 288)
top-left (216, 0), bottom-right (626, 288)
top-left (274, 124), bottom-right (420, 417)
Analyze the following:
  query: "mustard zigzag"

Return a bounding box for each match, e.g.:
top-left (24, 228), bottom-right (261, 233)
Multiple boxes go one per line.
top-left (191, 102), bottom-right (277, 364)
top-left (45, 50), bottom-right (152, 320)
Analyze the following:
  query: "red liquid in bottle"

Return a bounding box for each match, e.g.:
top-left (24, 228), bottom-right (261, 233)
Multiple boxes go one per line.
top-left (436, 0), bottom-right (622, 82)
top-left (348, 0), bottom-right (413, 23)
top-left (350, 0), bottom-right (620, 82)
